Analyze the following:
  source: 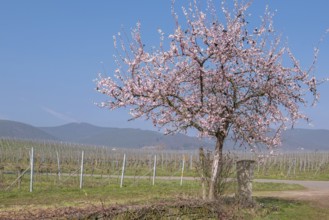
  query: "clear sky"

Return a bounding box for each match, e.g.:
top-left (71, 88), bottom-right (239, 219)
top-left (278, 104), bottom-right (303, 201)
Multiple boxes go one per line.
top-left (0, 0), bottom-right (328, 131)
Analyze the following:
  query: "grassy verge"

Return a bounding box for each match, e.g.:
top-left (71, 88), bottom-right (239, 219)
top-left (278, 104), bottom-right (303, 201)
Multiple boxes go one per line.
top-left (254, 197), bottom-right (329, 220)
top-left (0, 175), bottom-right (304, 206)
top-left (1, 194), bottom-right (326, 219)
top-left (0, 176), bottom-right (304, 209)
top-left (0, 174), bottom-right (322, 219)
top-left (254, 172), bottom-right (329, 181)
top-left (0, 179), bottom-right (199, 210)
top-left (253, 182), bottom-right (305, 191)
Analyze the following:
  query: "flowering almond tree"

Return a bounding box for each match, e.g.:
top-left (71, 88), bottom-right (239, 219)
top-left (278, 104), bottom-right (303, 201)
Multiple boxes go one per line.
top-left (96, 1), bottom-right (320, 200)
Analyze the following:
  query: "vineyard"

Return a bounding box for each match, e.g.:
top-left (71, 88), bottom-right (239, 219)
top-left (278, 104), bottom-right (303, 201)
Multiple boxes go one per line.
top-left (1, 138), bottom-right (329, 193)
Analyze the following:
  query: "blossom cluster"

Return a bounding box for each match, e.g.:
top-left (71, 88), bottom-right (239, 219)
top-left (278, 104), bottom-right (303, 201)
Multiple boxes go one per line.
top-left (96, 0), bottom-right (319, 150)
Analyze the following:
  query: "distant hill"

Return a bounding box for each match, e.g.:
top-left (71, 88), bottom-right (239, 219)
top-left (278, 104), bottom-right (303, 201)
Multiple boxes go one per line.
top-left (281, 129), bottom-right (329, 151)
top-left (0, 120), bottom-right (58, 141)
top-left (0, 120), bottom-right (211, 149)
top-left (0, 120), bottom-right (328, 151)
top-left (224, 129), bottom-right (329, 151)
top-left (39, 123), bottom-right (105, 142)
top-left (39, 122), bottom-right (211, 149)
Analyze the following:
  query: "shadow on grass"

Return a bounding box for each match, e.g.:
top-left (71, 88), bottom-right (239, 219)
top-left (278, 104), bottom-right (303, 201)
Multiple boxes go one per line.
top-left (254, 197), bottom-right (329, 220)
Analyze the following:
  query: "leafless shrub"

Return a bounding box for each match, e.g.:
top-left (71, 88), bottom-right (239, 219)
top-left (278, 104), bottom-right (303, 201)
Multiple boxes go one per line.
top-left (196, 147), bottom-right (236, 199)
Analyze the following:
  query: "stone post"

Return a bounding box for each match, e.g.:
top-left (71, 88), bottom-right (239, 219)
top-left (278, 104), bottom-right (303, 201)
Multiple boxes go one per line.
top-left (0, 165), bottom-right (3, 177)
top-left (236, 160), bottom-right (255, 206)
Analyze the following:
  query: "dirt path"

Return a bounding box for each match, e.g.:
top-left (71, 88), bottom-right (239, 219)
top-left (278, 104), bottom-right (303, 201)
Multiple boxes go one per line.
top-left (254, 179), bottom-right (329, 208)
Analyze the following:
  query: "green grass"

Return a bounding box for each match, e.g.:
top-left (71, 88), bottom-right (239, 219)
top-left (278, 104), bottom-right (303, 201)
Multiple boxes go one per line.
top-left (254, 197), bottom-right (329, 220)
top-left (0, 177), bottom-right (200, 210)
top-left (0, 174), bottom-right (325, 219)
top-left (221, 180), bottom-right (305, 194)
top-left (255, 171), bottom-right (329, 181)
top-left (0, 174), bottom-right (305, 210)
top-left (253, 182), bottom-right (305, 191)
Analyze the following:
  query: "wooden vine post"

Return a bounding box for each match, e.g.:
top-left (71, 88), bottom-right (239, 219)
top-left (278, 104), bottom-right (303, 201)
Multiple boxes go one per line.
top-left (120, 154), bottom-right (126, 188)
top-left (180, 155), bottom-right (185, 186)
top-left (80, 151), bottom-right (84, 189)
top-left (152, 154), bottom-right (157, 186)
top-left (30, 147), bottom-right (34, 193)
top-left (56, 151), bottom-right (61, 181)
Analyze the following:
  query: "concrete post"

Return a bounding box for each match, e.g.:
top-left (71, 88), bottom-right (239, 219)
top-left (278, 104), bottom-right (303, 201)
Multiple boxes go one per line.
top-left (236, 160), bottom-right (255, 206)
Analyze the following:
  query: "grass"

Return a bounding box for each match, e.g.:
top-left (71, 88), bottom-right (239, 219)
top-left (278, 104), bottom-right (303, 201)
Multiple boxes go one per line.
top-left (0, 174), bottom-right (326, 219)
top-left (253, 182), bottom-right (305, 191)
top-left (0, 177), bottom-right (200, 210)
top-left (0, 174), bottom-right (305, 210)
top-left (254, 171), bottom-right (329, 181)
top-left (254, 197), bottom-right (329, 220)
top-left (1, 141), bottom-right (329, 218)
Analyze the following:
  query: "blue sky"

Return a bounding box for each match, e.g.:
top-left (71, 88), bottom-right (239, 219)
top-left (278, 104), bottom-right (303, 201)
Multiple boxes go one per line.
top-left (0, 0), bottom-right (328, 131)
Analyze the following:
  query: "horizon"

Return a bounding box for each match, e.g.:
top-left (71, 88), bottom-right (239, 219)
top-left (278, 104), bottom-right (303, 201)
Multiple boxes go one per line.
top-left (1, 118), bottom-right (329, 152)
top-left (1, 119), bottom-right (329, 133)
top-left (1, 0), bottom-right (328, 132)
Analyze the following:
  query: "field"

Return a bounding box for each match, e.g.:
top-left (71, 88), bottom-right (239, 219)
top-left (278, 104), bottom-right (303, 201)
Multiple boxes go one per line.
top-left (1, 138), bottom-right (329, 219)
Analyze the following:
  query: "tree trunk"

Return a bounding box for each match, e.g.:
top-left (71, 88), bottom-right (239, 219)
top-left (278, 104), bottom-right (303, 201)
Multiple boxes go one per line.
top-left (198, 148), bottom-right (207, 200)
top-left (208, 135), bottom-right (224, 200)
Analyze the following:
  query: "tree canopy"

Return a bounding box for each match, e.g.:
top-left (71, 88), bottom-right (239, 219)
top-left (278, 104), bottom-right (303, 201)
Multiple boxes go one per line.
top-left (96, 0), bottom-right (323, 199)
top-left (96, 0), bottom-right (319, 150)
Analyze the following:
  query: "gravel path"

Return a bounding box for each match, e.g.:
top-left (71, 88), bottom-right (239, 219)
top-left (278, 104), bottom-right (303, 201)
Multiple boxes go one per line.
top-left (253, 179), bottom-right (329, 208)
top-left (150, 176), bottom-right (329, 208)
top-left (255, 179), bottom-right (329, 190)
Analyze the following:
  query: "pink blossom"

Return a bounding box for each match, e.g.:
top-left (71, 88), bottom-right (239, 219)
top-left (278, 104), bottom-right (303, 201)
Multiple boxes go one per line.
top-left (96, 0), bottom-right (322, 199)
